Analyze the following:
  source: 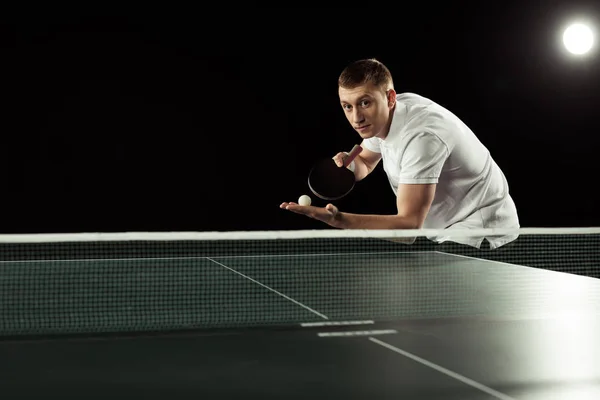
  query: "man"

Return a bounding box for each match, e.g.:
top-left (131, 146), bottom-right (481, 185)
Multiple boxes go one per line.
top-left (280, 58), bottom-right (519, 249)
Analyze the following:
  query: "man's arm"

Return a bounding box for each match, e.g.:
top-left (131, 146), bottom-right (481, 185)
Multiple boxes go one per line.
top-left (280, 182), bottom-right (436, 231)
top-left (328, 131), bottom-right (447, 229)
top-left (281, 132), bottom-right (442, 231)
top-left (330, 183), bottom-right (436, 229)
top-left (351, 145), bottom-right (382, 181)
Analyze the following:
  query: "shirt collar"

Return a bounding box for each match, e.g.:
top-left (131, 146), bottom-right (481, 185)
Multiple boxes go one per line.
top-left (382, 96), bottom-right (408, 142)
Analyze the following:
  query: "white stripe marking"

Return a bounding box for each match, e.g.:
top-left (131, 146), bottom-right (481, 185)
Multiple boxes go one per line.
top-left (369, 337), bottom-right (516, 400)
top-left (302, 320), bottom-right (374, 327)
top-left (318, 329), bottom-right (396, 337)
top-left (205, 257), bottom-right (328, 320)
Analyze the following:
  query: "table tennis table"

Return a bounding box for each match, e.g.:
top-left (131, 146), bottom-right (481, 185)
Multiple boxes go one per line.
top-left (1, 235), bottom-right (600, 399)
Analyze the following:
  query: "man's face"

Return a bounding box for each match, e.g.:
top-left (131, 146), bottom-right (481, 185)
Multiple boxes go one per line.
top-left (338, 82), bottom-right (395, 139)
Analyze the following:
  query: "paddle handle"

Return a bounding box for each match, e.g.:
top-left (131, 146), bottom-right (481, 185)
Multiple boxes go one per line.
top-left (343, 145), bottom-right (363, 167)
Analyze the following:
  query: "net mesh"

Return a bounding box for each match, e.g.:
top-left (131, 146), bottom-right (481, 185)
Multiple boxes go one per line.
top-left (1, 228), bottom-right (599, 337)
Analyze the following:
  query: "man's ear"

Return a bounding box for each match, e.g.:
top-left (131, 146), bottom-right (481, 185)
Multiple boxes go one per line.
top-left (387, 88), bottom-right (396, 108)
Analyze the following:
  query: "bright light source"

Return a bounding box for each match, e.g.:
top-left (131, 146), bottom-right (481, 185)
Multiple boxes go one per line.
top-left (562, 22), bottom-right (595, 55)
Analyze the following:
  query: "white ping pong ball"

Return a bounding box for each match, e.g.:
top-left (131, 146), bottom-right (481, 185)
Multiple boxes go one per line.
top-left (298, 195), bottom-right (311, 206)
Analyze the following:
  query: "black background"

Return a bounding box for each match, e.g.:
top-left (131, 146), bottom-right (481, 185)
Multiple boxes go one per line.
top-left (1, 4), bottom-right (599, 234)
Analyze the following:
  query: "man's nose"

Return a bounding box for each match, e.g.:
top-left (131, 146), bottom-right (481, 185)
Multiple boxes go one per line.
top-left (353, 110), bottom-right (365, 124)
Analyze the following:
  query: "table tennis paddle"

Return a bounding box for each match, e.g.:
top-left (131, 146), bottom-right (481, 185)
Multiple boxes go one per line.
top-left (307, 144), bottom-right (363, 201)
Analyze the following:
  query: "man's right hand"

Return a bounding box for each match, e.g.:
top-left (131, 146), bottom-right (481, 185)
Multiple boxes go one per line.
top-left (332, 152), bottom-right (350, 168)
top-left (332, 145), bottom-right (382, 181)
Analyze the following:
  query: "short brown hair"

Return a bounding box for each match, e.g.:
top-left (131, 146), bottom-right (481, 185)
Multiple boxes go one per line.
top-left (338, 58), bottom-right (394, 91)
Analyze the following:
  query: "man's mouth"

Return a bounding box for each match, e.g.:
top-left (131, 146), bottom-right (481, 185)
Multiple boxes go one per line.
top-left (356, 124), bottom-right (370, 131)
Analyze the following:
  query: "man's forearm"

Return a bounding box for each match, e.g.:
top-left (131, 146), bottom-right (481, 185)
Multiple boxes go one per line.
top-left (331, 212), bottom-right (421, 230)
top-left (352, 156), bottom-right (372, 181)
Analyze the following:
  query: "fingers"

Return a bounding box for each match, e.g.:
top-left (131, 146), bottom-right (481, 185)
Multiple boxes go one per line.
top-left (280, 201), bottom-right (338, 226)
top-left (332, 152), bottom-right (347, 167)
top-left (325, 203), bottom-right (338, 215)
top-left (281, 202), bottom-right (314, 218)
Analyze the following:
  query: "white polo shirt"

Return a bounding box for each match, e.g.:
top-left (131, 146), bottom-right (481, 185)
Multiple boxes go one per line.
top-left (362, 92), bottom-right (519, 249)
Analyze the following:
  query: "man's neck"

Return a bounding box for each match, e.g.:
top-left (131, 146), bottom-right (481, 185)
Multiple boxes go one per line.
top-left (377, 105), bottom-right (396, 140)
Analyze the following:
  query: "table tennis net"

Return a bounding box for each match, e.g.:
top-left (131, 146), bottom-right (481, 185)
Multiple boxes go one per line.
top-left (1, 227), bottom-right (599, 337)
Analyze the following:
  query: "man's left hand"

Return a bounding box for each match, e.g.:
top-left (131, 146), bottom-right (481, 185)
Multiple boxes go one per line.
top-left (280, 202), bottom-right (339, 227)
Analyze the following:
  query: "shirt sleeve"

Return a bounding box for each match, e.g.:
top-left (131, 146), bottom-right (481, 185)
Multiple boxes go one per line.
top-left (361, 137), bottom-right (381, 153)
top-left (398, 132), bottom-right (448, 184)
